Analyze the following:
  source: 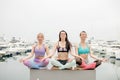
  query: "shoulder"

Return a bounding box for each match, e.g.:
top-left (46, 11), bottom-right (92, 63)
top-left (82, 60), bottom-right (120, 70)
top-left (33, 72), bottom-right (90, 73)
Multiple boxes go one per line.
top-left (44, 44), bottom-right (49, 48)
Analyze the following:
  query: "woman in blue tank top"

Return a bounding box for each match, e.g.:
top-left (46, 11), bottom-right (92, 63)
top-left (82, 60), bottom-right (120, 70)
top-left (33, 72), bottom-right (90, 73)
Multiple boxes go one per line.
top-left (20, 33), bottom-right (50, 69)
top-left (75, 31), bottom-right (107, 70)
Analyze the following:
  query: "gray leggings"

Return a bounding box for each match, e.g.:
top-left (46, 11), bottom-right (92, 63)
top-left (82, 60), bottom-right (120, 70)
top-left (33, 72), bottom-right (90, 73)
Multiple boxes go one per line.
top-left (50, 58), bottom-right (76, 70)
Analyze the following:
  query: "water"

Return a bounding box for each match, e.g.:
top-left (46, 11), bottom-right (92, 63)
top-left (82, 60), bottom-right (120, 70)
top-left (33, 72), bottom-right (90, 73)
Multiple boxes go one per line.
top-left (0, 57), bottom-right (30, 80)
top-left (96, 53), bottom-right (120, 80)
top-left (0, 53), bottom-right (120, 80)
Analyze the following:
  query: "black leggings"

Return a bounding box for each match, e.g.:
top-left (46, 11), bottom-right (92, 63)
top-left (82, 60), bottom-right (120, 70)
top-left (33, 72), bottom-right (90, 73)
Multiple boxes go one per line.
top-left (94, 60), bottom-right (102, 67)
top-left (76, 58), bottom-right (82, 65)
top-left (58, 60), bottom-right (68, 65)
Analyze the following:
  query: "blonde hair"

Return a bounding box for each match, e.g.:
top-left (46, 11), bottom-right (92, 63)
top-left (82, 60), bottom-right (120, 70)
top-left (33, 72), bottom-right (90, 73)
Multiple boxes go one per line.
top-left (37, 33), bottom-right (44, 39)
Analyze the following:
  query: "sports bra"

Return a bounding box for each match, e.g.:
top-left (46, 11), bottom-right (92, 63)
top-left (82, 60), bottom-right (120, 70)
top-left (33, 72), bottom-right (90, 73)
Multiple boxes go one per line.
top-left (34, 44), bottom-right (46, 57)
top-left (57, 42), bottom-right (69, 52)
top-left (78, 43), bottom-right (90, 55)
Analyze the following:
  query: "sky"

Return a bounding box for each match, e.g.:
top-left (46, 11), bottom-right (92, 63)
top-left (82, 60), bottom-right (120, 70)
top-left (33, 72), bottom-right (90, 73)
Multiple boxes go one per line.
top-left (0, 0), bottom-right (120, 43)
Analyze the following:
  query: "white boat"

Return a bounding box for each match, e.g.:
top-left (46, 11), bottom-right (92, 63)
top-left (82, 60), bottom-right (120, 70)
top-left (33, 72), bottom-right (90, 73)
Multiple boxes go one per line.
top-left (0, 50), bottom-right (13, 58)
top-left (6, 41), bottom-right (32, 55)
top-left (14, 42), bottom-right (32, 53)
top-left (98, 46), bottom-right (107, 54)
top-left (0, 35), bottom-right (9, 50)
top-left (0, 44), bottom-right (8, 50)
top-left (106, 47), bottom-right (116, 58)
top-left (0, 51), bottom-right (6, 57)
top-left (106, 44), bottom-right (120, 58)
top-left (90, 43), bottom-right (100, 53)
top-left (25, 46), bottom-right (32, 52)
top-left (90, 40), bottom-right (107, 54)
top-left (115, 50), bottom-right (120, 60)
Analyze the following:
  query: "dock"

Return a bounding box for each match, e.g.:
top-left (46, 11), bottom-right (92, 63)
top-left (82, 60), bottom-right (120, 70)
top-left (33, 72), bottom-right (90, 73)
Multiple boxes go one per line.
top-left (30, 69), bottom-right (96, 80)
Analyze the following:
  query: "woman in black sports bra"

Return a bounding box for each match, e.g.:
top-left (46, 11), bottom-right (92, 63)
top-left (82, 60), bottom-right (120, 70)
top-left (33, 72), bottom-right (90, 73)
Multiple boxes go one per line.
top-left (49, 30), bottom-right (82, 70)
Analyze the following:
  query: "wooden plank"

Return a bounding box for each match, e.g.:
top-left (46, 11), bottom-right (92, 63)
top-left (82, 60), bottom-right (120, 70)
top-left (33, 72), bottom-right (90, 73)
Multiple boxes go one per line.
top-left (30, 69), bottom-right (96, 80)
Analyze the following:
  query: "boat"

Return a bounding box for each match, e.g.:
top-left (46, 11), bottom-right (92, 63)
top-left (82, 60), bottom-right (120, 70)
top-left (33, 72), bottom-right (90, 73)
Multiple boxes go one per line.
top-left (0, 35), bottom-right (8, 50)
top-left (106, 44), bottom-right (120, 58)
top-left (115, 49), bottom-right (120, 60)
top-left (0, 51), bottom-right (6, 57)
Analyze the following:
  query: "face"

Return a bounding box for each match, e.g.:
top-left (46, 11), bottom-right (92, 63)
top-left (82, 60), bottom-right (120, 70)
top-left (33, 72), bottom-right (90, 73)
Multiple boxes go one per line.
top-left (37, 34), bottom-right (44, 42)
top-left (60, 32), bottom-right (66, 40)
top-left (80, 32), bottom-right (87, 40)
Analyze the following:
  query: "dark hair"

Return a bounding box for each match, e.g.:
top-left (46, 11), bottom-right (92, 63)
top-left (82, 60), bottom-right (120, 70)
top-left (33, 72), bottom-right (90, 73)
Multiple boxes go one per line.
top-left (80, 31), bottom-right (87, 36)
top-left (59, 30), bottom-right (72, 51)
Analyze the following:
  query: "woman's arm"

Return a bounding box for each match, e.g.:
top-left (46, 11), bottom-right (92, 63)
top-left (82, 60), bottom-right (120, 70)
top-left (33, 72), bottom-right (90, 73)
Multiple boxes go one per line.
top-left (44, 42), bottom-right (58, 58)
top-left (20, 45), bottom-right (35, 62)
top-left (70, 44), bottom-right (84, 60)
top-left (45, 44), bottom-right (49, 56)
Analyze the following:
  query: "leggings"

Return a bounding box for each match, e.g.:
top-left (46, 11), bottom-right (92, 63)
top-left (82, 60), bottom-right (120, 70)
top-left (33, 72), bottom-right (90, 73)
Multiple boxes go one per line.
top-left (76, 58), bottom-right (101, 70)
top-left (50, 58), bottom-right (76, 69)
top-left (57, 60), bottom-right (68, 65)
top-left (23, 58), bottom-right (49, 69)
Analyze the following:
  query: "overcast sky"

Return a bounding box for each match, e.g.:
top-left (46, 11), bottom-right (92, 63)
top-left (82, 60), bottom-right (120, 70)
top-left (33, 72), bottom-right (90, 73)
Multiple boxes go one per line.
top-left (0, 0), bottom-right (120, 42)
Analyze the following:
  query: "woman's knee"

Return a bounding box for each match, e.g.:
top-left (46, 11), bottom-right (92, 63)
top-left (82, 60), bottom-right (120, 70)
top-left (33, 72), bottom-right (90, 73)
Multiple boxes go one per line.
top-left (67, 58), bottom-right (75, 62)
top-left (23, 60), bottom-right (29, 66)
top-left (50, 58), bottom-right (56, 63)
top-left (69, 59), bottom-right (76, 65)
top-left (43, 58), bottom-right (49, 65)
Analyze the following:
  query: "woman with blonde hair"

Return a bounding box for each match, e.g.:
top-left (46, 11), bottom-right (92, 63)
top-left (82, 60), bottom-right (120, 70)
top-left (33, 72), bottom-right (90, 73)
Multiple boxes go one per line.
top-left (20, 33), bottom-right (50, 69)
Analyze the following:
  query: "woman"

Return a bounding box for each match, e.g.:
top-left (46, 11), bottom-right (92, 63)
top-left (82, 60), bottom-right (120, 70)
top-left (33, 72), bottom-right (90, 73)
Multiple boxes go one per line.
top-left (48, 30), bottom-right (82, 70)
top-left (20, 33), bottom-right (49, 69)
top-left (75, 31), bottom-right (106, 70)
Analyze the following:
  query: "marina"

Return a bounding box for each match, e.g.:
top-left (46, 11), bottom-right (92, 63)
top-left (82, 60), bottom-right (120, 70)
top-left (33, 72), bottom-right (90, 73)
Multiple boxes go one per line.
top-left (1, 0), bottom-right (120, 80)
top-left (0, 37), bottom-right (120, 80)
